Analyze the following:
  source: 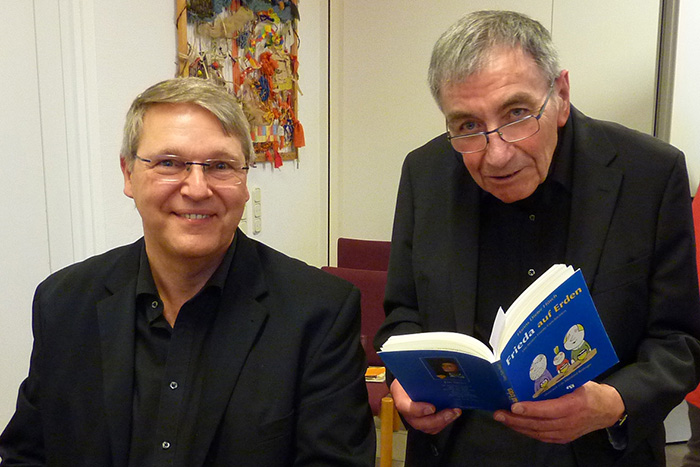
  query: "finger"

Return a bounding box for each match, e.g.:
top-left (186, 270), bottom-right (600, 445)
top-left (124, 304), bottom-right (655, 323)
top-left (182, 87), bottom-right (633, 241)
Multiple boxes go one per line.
top-left (507, 395), bottom-right (575, 420)
top-left (495, 412), bottom-right (572, 437)
top-left (494, 409), bottom-right (568, 430)
top-left (405, 408), bottom-right (462, 435)
top-left (506, 382), bottom-right (606, 420)
top-left (390, 380), bottom-right (461, 434)
top-left (390, 380), bottom-right (436, 417)
top-left (505, 424), bottom-right (575, 444)
top-left (494, 410), bottom-right (579, 444)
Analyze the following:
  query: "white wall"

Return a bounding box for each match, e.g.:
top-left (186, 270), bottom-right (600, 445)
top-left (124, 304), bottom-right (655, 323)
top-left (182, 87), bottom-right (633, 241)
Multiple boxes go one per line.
top-left (90, 0), bottom-right (328, 264)
top-left (670, 0), bottom-right (700, 194)
top-left (328, 1), bottom-right (552, 249)
top-left (93, 0), bottom-right (179, 252)
top-left (553, 0), bottom-right (660, 135)
top-left (245, 2), bottom-right (329, 266)
top-left (329, 1), bottom-right (663, 253)
top-left (0, 1), bottom-right (51, 429)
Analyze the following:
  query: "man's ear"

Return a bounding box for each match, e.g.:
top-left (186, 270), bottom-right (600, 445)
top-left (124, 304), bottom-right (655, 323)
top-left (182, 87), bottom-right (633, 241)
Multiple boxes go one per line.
top-left (555, 70), bottom-right (571, 127)
top-left (120, 156), bottom-right (134, 199)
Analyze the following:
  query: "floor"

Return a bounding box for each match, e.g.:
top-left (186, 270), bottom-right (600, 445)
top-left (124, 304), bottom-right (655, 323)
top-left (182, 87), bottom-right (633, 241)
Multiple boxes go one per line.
top-left (374, 422), bottom-right (406, 467)
top-left (668, 442), bottom-right (690, 467)
top-left (377, 426), bottom-right (692, 466)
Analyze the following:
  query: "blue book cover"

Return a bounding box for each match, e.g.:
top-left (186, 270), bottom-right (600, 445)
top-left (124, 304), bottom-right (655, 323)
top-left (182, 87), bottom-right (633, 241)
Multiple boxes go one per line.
top-left (379, 268), bottom-right (618, 411)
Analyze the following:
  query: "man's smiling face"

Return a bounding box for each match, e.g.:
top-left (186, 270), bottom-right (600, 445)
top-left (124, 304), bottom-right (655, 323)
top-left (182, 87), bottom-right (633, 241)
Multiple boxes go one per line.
top-left (121, 102), bottom-right (249, 265)
top-left (440, 47), bottom-right (570, 203)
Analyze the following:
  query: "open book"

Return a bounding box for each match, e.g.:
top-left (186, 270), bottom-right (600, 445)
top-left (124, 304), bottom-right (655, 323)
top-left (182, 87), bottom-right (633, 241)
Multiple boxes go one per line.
top-left (378, 265), bottom-right (618, 411)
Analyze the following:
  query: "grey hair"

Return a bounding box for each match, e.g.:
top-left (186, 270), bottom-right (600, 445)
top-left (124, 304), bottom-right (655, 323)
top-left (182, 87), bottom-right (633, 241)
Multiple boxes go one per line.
top-left (428, 10), bottom-right (560, 105)
top-left (120, 77), bottom-right (254, 168)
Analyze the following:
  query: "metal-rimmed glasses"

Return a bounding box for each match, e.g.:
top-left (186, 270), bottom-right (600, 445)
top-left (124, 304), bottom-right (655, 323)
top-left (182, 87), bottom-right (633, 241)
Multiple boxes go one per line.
top-left (133, 154), bottom-right (249, 185)
top-left (446, 80), bottom-right (556, 155)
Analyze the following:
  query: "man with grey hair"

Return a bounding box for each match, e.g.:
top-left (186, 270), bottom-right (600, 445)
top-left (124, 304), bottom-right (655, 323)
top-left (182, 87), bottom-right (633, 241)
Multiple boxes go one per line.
top-left (375, 10), bottom-right (700, 466)
top-left (0, 77), bottom-right (375, 466)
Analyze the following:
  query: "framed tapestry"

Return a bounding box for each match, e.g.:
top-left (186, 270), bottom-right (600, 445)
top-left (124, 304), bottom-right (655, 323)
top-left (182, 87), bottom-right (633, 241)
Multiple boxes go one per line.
top-left (176, 0), bottom-right (303, 167)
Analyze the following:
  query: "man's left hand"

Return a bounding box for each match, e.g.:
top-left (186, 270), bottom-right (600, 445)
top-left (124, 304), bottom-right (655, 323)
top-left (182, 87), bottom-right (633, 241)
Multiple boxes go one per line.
top-left (493, 381), bottom-right (625, 444)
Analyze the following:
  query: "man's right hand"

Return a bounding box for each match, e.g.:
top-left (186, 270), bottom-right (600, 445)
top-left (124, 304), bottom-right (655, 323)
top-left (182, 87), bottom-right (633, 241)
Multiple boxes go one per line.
top-left (391, 379), bottom-right (462, 434)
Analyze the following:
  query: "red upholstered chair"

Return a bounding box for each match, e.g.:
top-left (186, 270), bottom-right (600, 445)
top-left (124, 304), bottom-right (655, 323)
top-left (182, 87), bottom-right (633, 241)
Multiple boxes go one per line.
top-left (337, 238), bottom-right (391, 271)
top-left (682, 188), bottom-right (700, 467)
top-left (321, 266), bottom-right (398, 467)
top-left (684, 190), bottom-right (700, 413)
top-left (321, 268), bottom-right (387, 368)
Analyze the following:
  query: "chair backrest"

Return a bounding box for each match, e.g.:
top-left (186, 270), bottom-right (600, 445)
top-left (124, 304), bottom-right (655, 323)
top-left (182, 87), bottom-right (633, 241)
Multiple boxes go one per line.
top-left (684, 189), bottom-right (700, 406)
top-left (337, 238), bottom-right (391, 271)
top-left (321, 266), bottom-right (387, 366)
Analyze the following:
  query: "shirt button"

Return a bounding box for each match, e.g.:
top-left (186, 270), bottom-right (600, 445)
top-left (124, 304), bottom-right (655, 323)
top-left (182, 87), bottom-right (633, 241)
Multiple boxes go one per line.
top-left (169, 381), bottom-right (179, 390)
top-left (162, 441), bottom-right (171, 450)
top-left (528, 268), bottom-right (536, 277)
top-left (529, 214), bottom-right (536, 221)
top-left (151, 300), bottom-right (159, 309)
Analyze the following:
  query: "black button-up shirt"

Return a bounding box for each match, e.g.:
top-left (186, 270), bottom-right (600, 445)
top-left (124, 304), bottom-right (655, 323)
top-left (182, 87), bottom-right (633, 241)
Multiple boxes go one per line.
top-left (127, 239), bottom-right (237, 466)
top-left (474, 119), bottom-right (574, 344)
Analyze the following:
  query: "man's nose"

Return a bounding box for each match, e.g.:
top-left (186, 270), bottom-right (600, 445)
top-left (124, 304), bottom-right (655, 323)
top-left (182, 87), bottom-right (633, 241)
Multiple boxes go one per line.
top-left (180, 164), bottom-right (212, 198)
top-left (483, 133), bottom-right (515, 168)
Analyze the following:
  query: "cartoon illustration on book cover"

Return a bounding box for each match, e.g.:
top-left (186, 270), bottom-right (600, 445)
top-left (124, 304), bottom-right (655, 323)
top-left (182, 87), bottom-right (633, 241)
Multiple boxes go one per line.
top-left (531, 323), bottom-right (599, 399)
top-left (529, 354), bottom-right (553, 394)
top-left (553, 346), bottom-right (571, 374)
top-left (564, 324), bottom-right (593, 362)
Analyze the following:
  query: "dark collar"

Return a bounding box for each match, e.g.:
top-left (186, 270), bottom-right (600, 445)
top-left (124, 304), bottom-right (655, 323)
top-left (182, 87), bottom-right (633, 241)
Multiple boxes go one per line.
top-left (136, 236), bottom-right (239, 320)
top-left (548, 111), bottom-right (574, 194)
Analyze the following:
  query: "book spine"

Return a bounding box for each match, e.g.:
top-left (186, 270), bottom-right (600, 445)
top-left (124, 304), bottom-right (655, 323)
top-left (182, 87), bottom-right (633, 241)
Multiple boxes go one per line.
top-left (494, 361), bottom-right (519, 404)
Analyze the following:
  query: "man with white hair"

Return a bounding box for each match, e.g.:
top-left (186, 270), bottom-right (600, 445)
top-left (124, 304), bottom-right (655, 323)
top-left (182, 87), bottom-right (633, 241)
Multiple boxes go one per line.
top-left (376, 10), bottom-right (700, 466)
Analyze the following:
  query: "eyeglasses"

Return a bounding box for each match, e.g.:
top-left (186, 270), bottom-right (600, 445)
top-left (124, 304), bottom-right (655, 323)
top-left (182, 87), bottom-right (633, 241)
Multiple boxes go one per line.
top-left (446, 80), bottom-right (556, 155)
top-left (133, 154), bottom-right (249, 185)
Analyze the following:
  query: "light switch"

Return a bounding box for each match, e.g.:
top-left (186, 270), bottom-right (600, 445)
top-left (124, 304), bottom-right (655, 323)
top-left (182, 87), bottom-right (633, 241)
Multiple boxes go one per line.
top-left (252, 186), bottom-right (261, 235)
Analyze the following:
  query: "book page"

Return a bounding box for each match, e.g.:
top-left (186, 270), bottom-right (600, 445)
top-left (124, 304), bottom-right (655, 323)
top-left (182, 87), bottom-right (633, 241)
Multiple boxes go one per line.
top-left (489, 307), bottom-right (507, 352)
top-left (495, 264), bottom-right (575, 355)
top-left (381, 332), bottom-right (496, 362)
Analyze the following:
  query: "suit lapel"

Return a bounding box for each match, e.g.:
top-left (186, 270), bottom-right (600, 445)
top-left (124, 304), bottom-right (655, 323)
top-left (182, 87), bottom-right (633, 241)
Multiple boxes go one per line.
top-left (448, 149), bottom-right (481, 335)
top-left (94, 236), bottom-right (270, 465)
top-left (565, 108), bottom-right (623, 287)
top-left (97, 243), bottom-right (141, 467)
top-left (188, 233), bottom-right (269, 464)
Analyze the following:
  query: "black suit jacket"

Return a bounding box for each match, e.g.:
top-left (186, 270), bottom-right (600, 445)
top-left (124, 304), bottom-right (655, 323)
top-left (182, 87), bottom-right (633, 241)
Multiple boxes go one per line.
top-left (376, 107), bottom-right (700, 466)
top-left (0, 232), bottom-right (375, 466)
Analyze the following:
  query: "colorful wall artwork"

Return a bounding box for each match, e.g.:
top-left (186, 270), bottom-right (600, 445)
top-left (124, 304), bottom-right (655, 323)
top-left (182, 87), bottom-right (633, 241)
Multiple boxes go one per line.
top-left (177, 0), bottom-right (304, 167)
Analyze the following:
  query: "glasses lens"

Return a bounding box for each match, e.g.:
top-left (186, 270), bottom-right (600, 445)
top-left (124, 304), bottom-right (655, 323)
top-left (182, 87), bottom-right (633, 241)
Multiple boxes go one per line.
top-left (206, 159), bottom-right (248, 181)
top-left (499, 115), bottom-right (540, 143)
top-left (149, 155), bottom-right (186, 179)
top-left (450, 134), bottom-right (487, 154)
